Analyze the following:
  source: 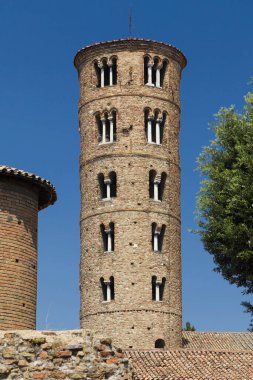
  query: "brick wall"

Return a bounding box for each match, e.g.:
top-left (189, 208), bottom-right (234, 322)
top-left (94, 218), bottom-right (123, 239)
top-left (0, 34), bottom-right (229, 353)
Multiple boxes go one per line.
top-left (0, 178), bottom-right (39, 329)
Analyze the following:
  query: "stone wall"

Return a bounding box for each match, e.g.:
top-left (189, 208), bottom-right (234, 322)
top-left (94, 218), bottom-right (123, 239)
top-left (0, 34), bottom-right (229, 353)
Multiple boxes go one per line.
top-left (0, 330), bottom-right (132, 379)
top-left (75, 39), bottom-right (186, 349)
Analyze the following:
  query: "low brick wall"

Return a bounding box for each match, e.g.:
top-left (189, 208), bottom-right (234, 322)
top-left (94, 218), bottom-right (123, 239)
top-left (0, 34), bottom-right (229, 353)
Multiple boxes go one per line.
top-left (0, 330), bottom-right (132, 379)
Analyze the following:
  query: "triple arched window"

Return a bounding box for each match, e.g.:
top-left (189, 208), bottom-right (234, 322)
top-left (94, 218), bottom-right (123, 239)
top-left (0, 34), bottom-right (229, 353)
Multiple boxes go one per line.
top-left (94, 57), bottom-right (117, 87)
top-left (144, 56), bottom-right (168, 88)
top-left (144, 109), bottom-right (166, 145)
top-left (96, 110), bottom-right (117, 144)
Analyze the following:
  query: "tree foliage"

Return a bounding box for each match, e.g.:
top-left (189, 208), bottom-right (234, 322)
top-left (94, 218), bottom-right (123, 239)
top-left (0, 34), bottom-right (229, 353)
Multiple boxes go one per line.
top-left (196, 91), bottom-right (253, 327)
top-left (183, 322), bottom-right (196, 331)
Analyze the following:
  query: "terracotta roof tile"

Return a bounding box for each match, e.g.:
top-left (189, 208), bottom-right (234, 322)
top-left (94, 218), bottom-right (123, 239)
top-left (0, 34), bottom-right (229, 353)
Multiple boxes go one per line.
top-left (127, 349), bottom-right (253, 380)
top-left (0, 165), bottom-right (57, 210)
top-left (182, 331), bottom-right (253, 351)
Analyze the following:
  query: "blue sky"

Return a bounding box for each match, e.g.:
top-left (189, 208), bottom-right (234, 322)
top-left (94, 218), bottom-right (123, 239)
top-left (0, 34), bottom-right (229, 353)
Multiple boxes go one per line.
top-left (0, 0), bottom-right (252, 331)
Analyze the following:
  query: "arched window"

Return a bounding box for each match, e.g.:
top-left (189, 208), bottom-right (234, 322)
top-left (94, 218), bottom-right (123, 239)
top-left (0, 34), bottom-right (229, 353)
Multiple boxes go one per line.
top-left (94, 58), bottom-right (117, 88)
top-left (144, 56), bottom-right (168, 88)
top-left (100, 222), bottom-right (115, 252)
top-left (160, 60), bottom-right (168, 88)
top-left (98, 172), bottom-right (117, 200)
top-left (144, 109), bottom-right (166, 145)
top-left (100, 276), bottom-right (115, 302)
top-left (96, 111), bottom-right (116, 144)
top-left (155, 339), bottom-right (165, 349)
top-left (152, 223), bottom-right (166, 252)
top-left (149, 171), bottom-right (167, 201)
top-left (152, 276), bottom-right (166, 301)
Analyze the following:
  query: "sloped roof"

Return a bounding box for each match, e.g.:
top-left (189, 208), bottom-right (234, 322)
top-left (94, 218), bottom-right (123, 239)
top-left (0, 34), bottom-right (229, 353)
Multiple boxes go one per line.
top-left (0, 165), bottom-right (57, 210)
top-left (127, 349), bottom-right (253, 380)
top-left (182, 331), bottom-right (253, 351)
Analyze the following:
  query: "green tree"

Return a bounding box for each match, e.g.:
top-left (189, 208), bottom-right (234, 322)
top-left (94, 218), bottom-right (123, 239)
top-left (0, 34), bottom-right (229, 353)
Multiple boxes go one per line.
top-left (196, 89), bottom-right (253, 330)
top-left (183, 322), bottom-right (196, 331)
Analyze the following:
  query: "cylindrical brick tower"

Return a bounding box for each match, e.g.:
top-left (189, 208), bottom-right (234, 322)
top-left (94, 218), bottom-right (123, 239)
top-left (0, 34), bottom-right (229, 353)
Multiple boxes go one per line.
top-left (0, 166), bottom-right (56, 329)
top-left (74, 38), bottom-right (186, 349)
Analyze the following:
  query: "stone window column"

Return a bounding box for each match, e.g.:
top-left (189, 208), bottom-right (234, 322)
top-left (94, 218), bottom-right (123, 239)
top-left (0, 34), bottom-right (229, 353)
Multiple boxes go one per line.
top-left (147, 63), bottom-right (154, 86)
top-left (105, 228), bottom-right (112, 252)
top-left (105, 281), bottom-right (111, 301)
top-left (155, 118), bottom-right (162, 145)
top-left (154, 226), bottom-right (162, 252)
top-left (154, 175), bottom-right (161, 201)
top-left (156, 64), bottom-right (162, 87)
top-left (109, 116), bottom-right (114, 143)
top-left (104, 177), bottom-right (111, 199)
top-left (101, 118), bottom-right (106, 144)
top-left (147, 117), bottom-right (153, 143)
top-left (156, 281), bottom-right (161, 301)
top-left (108, 63), bottom-right (113, 86)
top-left (98, 62), bottom-right (105, 88)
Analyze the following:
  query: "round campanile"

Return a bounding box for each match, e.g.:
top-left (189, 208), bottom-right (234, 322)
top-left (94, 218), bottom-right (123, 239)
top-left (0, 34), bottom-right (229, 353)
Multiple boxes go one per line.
top-left (74, 38), bottom-right (187, 349)
top-left (0, 166), bottom-right (56, 329)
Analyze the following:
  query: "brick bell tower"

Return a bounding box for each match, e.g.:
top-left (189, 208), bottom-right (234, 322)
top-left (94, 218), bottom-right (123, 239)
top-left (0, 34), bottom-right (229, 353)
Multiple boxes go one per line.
top-left (0, 166), bottom-right (56, 330)
top-left (74, 38), bottom-right (186, 349)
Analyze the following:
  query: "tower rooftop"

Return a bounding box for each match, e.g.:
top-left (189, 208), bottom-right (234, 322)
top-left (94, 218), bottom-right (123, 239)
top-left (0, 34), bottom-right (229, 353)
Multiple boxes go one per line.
top-left (0, 165), bottom-right (57, 210)
top-left (74, 38), bottom-right (187, 69)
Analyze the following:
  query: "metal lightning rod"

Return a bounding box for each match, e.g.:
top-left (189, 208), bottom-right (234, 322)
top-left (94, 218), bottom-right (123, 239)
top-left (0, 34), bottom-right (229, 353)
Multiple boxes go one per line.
top-left (129, 7), bottom-right (132, 37)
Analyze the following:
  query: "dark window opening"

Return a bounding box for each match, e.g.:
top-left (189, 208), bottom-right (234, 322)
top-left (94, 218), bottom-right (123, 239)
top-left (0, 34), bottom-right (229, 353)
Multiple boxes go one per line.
top-left (144, 56), bottom-right (149, 85)
top-left (155, 339), bottom-right (165, 349)
top-left (160, 60), bottom-right (168, 87)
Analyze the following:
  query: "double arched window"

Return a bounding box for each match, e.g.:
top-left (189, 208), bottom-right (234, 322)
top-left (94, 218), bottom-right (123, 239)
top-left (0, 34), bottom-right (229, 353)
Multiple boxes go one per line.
top-left (100, 222), bottom-right (115, 253)
top-left (98, 172), bottom-right (117, 200)
top-left (100, 276), bottom-right (115, 302)
top-left (152, 276), bottom-right (166, 301)
top-left (149, 170), bottom-right (167, 201)
top-left (151, 223), bottom-right (166, 252)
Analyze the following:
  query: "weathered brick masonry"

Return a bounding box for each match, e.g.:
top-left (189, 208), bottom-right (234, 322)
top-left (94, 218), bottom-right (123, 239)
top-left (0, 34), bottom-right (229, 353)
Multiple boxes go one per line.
top-left (74, 39), bottom-right (187, 349)
top-left (0, 166), bottom-right (56, 330)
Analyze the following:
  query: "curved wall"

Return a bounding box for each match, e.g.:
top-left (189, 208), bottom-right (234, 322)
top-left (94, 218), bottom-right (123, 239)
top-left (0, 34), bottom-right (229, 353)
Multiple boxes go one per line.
top-left (75, 39), bottom-right (186, 349)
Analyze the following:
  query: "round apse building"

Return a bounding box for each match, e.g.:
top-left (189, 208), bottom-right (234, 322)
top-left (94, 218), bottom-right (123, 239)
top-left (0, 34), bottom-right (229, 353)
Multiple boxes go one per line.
top-left (74, 38), bottom-right (187, 349)
top-left (0, 166), bottom-right (56, 330)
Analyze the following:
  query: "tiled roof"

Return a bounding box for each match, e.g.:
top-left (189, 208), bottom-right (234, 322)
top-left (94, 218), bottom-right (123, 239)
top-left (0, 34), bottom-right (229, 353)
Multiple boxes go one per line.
top-left (182, 331), bottom-right (253, 351)
top-left (127, 349), bottom-right (253, 380)
top-left (74, 38), bottom-right (187, 68)
top-left (0, 165), bottom-right (57, 210)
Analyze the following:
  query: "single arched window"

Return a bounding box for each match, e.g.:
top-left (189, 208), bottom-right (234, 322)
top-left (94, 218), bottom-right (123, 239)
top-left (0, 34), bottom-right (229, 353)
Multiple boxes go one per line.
top-left (155, 339), bottom-right (165, 349)
top-left (149, 171), bottom-right (167, 201)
